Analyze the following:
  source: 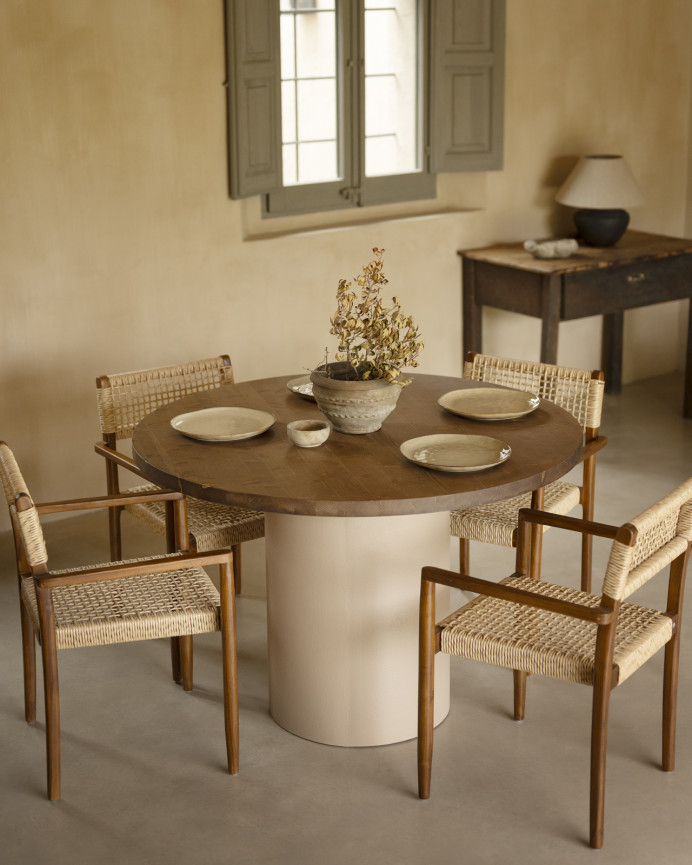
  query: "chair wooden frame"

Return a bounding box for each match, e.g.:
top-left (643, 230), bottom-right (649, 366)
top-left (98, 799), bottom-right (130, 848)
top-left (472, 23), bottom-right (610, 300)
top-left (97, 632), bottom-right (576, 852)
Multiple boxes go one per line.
top-left (1, 442), bottom-right (239, 801)
top-left (420, 482), bottom-right (692, 848)
top-left (452, 352), bottom-right (608, 591)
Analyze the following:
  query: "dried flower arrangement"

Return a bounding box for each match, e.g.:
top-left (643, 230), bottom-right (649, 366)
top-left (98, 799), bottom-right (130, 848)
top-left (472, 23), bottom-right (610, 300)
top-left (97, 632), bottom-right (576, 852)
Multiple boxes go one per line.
top-left (324, 247), bottom-right (424, 384)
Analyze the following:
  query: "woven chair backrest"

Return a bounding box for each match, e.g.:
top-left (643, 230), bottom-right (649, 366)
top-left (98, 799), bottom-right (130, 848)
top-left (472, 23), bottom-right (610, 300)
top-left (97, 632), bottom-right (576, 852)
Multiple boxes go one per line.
top-left (463, 354), bottom-right (603, 432)
top-left (0, 443), bottom-right (48, 568)
top-left (602, 478), bottom-right (692, 601)
top-left (0, 441), bottom-right (29, 507)
top-left (96, 355), bottom-right (235, 440)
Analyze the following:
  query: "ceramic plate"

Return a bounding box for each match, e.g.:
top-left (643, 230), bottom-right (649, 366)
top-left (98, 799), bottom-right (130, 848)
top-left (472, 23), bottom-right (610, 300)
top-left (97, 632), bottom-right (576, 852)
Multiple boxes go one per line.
top-left (438, 387), bottom-right (539, 420)
top-left (400, 434), bottom-right (511, 472)
top-left (170, 407), bottom-right (275, 441)
top-left (286, 375), bottom-right (315, 401)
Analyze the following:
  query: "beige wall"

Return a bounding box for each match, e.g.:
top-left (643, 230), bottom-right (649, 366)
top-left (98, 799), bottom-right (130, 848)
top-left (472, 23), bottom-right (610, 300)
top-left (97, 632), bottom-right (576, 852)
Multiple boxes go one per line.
top-left (1, 0), bottom-right (691, 529)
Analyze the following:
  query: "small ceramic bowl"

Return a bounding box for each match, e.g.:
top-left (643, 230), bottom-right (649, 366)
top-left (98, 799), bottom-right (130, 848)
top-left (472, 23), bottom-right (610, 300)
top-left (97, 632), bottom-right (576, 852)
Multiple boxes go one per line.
top-left (287, 419), bottom-right (331, 448)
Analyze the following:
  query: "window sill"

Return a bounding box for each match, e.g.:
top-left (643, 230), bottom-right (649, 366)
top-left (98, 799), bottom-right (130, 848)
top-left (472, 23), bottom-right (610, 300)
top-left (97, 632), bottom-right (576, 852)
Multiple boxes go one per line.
top-left (239, 172), bottom-right (490, 241)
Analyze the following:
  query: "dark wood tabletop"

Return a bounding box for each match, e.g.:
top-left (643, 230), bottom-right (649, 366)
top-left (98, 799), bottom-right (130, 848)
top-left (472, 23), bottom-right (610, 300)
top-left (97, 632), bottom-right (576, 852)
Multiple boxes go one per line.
top-left (131, 373), bottom-right (584, 518)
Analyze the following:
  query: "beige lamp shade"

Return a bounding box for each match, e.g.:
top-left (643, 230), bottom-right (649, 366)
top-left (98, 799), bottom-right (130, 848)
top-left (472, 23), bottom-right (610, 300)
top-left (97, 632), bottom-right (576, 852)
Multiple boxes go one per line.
top-left (556, 154), bottom-right (644, 209)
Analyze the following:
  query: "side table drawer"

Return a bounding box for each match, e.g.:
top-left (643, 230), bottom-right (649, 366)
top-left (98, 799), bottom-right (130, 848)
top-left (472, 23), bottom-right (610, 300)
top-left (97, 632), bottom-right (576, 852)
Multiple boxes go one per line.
top-left (562, 254), bottom-right (692, 318)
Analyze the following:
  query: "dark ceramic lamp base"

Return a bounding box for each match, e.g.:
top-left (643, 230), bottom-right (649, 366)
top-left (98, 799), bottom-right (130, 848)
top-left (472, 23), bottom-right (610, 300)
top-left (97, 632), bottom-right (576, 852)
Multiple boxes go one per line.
top-left (574, 208), bottom-right (630, 247)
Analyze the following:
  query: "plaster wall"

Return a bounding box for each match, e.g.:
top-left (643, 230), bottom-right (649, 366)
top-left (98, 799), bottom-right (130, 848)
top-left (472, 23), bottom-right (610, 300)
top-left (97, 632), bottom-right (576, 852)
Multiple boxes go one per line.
top-left (1, 0), bottom-right (691, 527)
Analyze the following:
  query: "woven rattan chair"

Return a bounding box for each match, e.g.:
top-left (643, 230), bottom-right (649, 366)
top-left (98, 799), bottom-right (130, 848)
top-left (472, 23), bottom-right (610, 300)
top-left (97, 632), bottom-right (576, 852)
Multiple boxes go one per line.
top-left (419, 478), bottom-right (692, 848)
top-left (451, 353), bottom-right (607, 591)
top-left (0, 441), bottom-right (239, 800)
top-left (95, 354), bottom-right (265, 597)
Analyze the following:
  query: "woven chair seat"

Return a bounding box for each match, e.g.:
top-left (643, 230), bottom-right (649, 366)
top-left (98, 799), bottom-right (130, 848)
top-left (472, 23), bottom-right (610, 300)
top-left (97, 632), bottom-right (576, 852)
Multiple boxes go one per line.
top-left (124, 483), bottom-right (265, 551)
top-left (450, 480), bottom-right (581, 546)
top-left (20, 555), bottom-right (220, 650)
top-left (439, 574), bottom-right (672, 686)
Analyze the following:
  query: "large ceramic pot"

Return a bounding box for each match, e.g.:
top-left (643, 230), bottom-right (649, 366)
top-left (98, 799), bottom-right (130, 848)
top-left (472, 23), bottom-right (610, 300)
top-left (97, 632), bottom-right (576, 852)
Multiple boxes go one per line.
top-left (310, 362), bottom-right (402, 434)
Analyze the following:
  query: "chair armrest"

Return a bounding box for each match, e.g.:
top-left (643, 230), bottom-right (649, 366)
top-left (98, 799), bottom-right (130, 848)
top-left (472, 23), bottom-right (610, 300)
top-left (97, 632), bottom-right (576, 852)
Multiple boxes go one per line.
top-left (580, 434), bottom-right (608, 460)
top-left (421, 567), bottom-right (614, 625)
top-left (94, 441), bottom-right (150, 482)
top-left (36, 549), bottom-right (234, 589)
top-left (35, 488), bottom-right (183, 515)
top-left (517, 508), bottom-right (636, 545)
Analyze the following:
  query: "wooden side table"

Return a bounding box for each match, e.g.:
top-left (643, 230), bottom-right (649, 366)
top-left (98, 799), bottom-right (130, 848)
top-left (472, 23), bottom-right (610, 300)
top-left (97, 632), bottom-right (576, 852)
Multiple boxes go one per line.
top-left (459, 230), bottom-right (692, 416)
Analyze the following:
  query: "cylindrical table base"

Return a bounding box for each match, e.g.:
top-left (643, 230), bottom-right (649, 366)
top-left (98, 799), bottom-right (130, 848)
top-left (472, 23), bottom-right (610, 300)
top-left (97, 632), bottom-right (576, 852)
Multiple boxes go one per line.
top-left (265, 511), bottom-right (451, 746)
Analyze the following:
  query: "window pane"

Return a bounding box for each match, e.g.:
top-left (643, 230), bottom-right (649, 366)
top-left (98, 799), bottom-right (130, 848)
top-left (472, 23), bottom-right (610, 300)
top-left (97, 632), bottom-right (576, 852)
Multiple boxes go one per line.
top-left (364, 0), bottom-right (420, 177)
top-left (365, 135), bottom-right (398, 178)
top-left (281, 81), bottom-right (297, 143)
top-left (282, 144), bottom-right (298, 186)
top-left (297, 79), bottom-right (337, 141)
top-left (296, 11), bottom-right (336, 78)
top-left (280, 1), bottom-right (339, 186)
top-left (280, 14), bottom-right (295, 79)
top-left (296, 142), bottom-right (338, 184)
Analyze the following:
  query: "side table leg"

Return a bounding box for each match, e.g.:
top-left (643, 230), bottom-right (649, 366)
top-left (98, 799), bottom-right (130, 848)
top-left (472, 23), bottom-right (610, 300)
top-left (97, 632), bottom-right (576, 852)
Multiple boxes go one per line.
top-left (685, 298), bottom-right (692, 418)
top-left (539, 274), bottom-right (561, 364)
top-left (462, 257), bottom-right (482, 363)
top-left (602, 312), bottom-right (624, 394)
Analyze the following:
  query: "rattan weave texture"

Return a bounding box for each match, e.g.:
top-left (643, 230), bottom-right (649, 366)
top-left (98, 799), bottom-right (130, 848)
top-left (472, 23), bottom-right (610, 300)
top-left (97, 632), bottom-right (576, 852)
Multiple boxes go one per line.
top-left (124, 484), bottom-right (265, 549)
top-left (450, 480), bottom-right (580, 546)
top-left (439, 575), bottom-right (672, 685)
top-left (604, 477), bottom-right (692, 600)
top-left (0, 441), bottom-right (29, 506)
top-left (97, 357), bottom-right (235, 440)
top-left (20, 563), bottom-right (220, 650)
top-left (463, 354), bottom-right (603, 430)
top-left (96, 356), bottom-right (264, 553)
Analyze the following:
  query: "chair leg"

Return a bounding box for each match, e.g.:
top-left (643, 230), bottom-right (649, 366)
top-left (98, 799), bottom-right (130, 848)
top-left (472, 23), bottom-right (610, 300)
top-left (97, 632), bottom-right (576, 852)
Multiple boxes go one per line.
top-left (20, 597), bottom-right (37, 723)
top-left (459, 537), bottom-right (470, 574)
top-left (232, 544), bottom-right (242, 596)
top-left (37, 590), bottom-right (61, 801)
top-left (589, 619), bottom-right (617, 850)
top-left (108, 505), bottom-right (123, 562)
top-left (171, 637), bottom-right (183, 684)
top-left (581, 533), bottom-right (593, 593)
top-left (513, 670), bottom-right (526, 721)
top-left (662, 635), bottom-right (680, 772)
top-left (418, 578), bottom-right (436, 799)
top-left (581, 455), bottom-right (596, 592)
top-left (662, 550), bottom-right (688, 771)
top-left (589, 677), bottom-right (612, 849)
top-left (528, 487), bottom-right (545, 581)
top-left (180, 635), bottom-right (193, 692)
top-left (219, 559), bottom-right (239, 774)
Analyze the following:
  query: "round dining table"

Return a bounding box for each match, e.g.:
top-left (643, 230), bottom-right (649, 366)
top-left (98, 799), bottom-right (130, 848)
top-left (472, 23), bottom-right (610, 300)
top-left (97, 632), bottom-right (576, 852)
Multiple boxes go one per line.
top-left (132, 373), bottom-right (584, 747)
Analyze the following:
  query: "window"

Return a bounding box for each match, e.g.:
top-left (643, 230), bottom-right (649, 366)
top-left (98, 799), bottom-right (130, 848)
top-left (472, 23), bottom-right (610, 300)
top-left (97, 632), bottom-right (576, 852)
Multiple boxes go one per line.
top-left (226, 0), bottom-right (505, 218)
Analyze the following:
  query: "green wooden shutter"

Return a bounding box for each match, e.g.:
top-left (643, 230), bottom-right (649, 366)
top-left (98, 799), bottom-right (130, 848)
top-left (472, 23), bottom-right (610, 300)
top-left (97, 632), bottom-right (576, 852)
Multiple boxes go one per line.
top-left (429, 0), bottom-right (505, 173)
top-left (226, 0), bottom-right (282, 199)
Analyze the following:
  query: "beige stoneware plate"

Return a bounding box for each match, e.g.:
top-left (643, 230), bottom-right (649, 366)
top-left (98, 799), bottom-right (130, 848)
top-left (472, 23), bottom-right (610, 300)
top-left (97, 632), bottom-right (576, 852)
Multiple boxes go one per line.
top-left (286, 375), bottom-right (315, 401)
top-left (170, 407), bottom-right (275, 441)
top-left (438, 387), bottom-right (540, 420)
top-left (400, 433), bottom-right (511, 472)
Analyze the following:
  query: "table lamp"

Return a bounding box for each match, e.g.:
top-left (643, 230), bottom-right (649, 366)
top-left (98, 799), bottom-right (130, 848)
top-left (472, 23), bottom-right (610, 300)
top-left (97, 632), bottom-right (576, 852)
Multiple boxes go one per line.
top-left (555, 154), bottom-right (644, 247)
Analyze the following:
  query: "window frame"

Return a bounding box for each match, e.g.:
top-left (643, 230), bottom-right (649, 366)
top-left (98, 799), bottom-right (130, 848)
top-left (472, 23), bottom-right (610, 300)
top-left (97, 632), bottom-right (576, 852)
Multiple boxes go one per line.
top-left (226, 0), bottom-right (505, 218)
top-left (265, 0), bottom-right (434, 217)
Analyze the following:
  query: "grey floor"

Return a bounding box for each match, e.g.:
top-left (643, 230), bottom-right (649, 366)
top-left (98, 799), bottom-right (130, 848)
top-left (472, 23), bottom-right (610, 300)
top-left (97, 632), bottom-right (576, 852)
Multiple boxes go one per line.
top-left (1, 373), bottom-right (691, 865)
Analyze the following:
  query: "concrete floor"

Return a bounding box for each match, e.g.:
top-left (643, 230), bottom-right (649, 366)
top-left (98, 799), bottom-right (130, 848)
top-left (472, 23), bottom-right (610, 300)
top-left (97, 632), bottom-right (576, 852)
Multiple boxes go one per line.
top-left (1, 373), bottom-right (691, 864)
